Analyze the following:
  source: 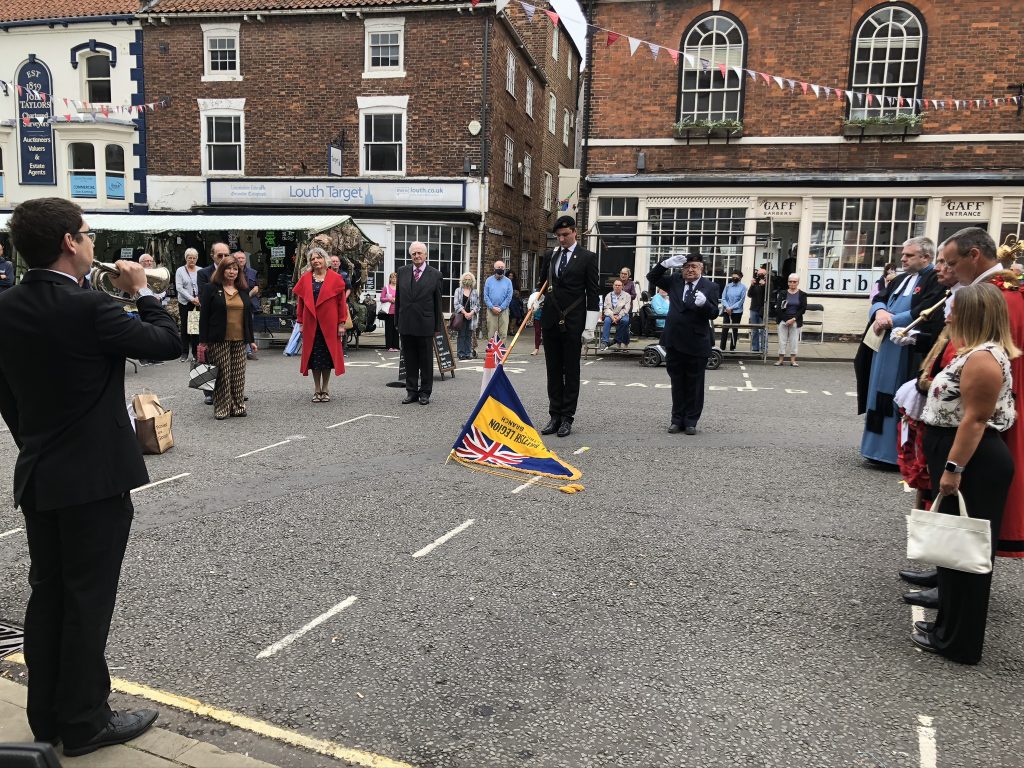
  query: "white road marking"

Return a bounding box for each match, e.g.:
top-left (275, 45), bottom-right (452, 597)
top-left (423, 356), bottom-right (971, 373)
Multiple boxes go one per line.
top-left (584, 360), bottom-right (598, 366)
top-left (822, 390), bottom-right (832, 395)
top-left (257, 596), bottom-right (359, 659)
top-left (573, 446), bottom-right (590, 455)
top-left (0, 528), bottom-right (24, 539)
top-left (131, 473), bottom-right (191, 494)
top-left (412, 519), bottom-right (475, 558)
top-left (742, 373), bottom-right (750, 379)
top-left (512, 476), bottom-right (542, 494)
top-left (326, 413), bottom-right (399, 430)
top-left (235, 440), bottom-right (293, 459)
top-left (917, 714), bottom-right (937, 768)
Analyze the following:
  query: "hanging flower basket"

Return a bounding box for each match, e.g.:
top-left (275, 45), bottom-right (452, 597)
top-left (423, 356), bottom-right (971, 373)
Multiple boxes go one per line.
top-left (672, 120), bottom-right (743, 142)
top-left (842, 115), bottom-right (923, 140)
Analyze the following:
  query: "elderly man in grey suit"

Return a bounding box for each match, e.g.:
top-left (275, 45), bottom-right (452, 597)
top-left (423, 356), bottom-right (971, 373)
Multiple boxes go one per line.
top-left (394, 241), bottom-right (443, 405)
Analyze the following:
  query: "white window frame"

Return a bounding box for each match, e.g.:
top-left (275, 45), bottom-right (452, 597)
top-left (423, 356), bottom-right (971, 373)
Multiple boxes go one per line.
top-left (0, 148), bottom-right (5, 199)
top-left (357, 95), bottom-right (408, 177)
top-left (552, 29), bottom-right (559, 61)
top-left (567, 51), bottom-right (573, 79)
top-left (201, 23), bottom-right (242, 82)
top-left (68, 142), bottom-right (98, 200)
top-left (503, 135), bottom-right (514, 187)
top-left (506, 48), bottom-right (516, 96)
top-left (680, 15), bottom-right (745, 123)
top-left (525, 78), bottom-right (534, 118)
top-left (543, 171), bottom-right (552, 212)
top-left (849, 6), bottom-right (923, 120)
top-left (81, 53), bottom-right (112, 104)
top-left (562, 109), bottom-right (571, 146)
top-left (198, 98), bottom-right (245, 176)
top-left (548, 92), bottom-right (557, 134)
top-left (523, 153), bottom-right (532, 197)
top-left (363, 17), bottom-right (406, 79)
top-left (104, 143), bottom-right (126, 201)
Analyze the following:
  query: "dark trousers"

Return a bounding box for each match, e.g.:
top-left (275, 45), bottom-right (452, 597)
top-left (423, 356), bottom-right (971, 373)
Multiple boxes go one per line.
top-left (923, 426), bottom-right (1013, 664)
top-left (665, 349), bottom-right (707, 428)
top-left (178, 302), bottom-right (198, 358)
top-left (402, 334), bottom-right (434, 396)
top-left (542, 325), bottom-right (583, 421)
top-left (383, 314), bottom-right (399, 350)
top-left (22, 493), bottom-right (134, 743)
top-left (720, 312), bottom-right (742, 350)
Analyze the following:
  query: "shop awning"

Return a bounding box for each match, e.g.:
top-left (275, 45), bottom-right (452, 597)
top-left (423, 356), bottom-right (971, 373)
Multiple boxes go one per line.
top-left (0, 212), bottom-right (356, 235)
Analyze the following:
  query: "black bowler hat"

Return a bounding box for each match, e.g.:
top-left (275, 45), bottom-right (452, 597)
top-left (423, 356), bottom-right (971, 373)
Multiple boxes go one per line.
top-left (552, 215), bottom-right (576, 232)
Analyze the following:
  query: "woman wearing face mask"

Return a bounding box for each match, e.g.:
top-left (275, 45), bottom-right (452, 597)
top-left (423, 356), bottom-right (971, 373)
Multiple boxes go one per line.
top-left (453, 272), bottom-right (480, 360)
top-left (720, 270), bottom-right (747, 351)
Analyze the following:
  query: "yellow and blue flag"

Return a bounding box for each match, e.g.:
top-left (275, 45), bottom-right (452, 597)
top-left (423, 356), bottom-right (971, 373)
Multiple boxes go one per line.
top-left (451, 365), bottom-right (581, 480)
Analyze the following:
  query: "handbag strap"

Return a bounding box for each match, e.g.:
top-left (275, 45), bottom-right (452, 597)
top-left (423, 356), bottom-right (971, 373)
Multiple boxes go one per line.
top-left (937, 490), bottom-right (969, 517)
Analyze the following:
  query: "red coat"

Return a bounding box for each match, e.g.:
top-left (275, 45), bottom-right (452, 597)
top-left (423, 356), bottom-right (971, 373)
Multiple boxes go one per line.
top-left (292, 271), bottom-right (347, 376)
top-left (993, 278), bottom-right (1024, 557)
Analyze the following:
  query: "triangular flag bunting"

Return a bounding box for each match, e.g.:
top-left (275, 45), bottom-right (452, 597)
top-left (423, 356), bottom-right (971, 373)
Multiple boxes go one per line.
top-left (718, 63), bottom-right (727, 79)
top-left (746, 69), bottom-right (758, 82)
top-left (731, 66), bottom-right (742, 80)
top-left (800, 81), bottom-right (809, 95)
top-left (667, 48), bottom-right (679, 64)
top-left (647, 42), bottom-right (660, 60)
top-left (759, 72), bottom-right (771, 84)
top-left (544, 9), bottom-right (559, 26)
top-left (866, 93), bottom-right (874, 106)
top-left (496, 0), bottom-right (509, 12)
top-left (811, 84), bottom-right (820, 98)
top-left (772, 75), bottom-right (784, 89)
top-left (824, 86), bottom-right (832, 98)
top-left (519, 1), bottom-right (535, 20)
top-left (627, 37), bottom-right (641, 56)
top-left (699, 58), bottom-right (710, 72)
top-left (606, 31), bottom-right (620, 47)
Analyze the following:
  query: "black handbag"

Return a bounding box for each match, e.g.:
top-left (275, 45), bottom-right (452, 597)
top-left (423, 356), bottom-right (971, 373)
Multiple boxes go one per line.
top-left (449, 311), bottom-right (465, 331)
top-left (377, 310), bottom-right (388, 321)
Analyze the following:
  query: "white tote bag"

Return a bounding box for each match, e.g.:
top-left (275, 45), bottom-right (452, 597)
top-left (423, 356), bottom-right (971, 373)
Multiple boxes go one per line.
top-left (906, 491), bottom-right (992, 574)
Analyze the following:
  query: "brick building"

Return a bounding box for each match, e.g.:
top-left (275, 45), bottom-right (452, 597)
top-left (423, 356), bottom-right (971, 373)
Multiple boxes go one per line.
top-left (581, 0), bottom-right (1024, 333)
top-left (140, 0), bottom-right (580, 300)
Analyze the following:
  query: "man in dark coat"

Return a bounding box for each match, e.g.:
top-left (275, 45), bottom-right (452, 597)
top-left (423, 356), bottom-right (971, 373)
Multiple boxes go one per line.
top-left (536, 215), bottom-right (601, 438)
top-left (647, 253), bottom-right (721, 435)
top-left (395, 240), bottom-right (443, 404)
top-left (0, 198), bottom-right (181, 756)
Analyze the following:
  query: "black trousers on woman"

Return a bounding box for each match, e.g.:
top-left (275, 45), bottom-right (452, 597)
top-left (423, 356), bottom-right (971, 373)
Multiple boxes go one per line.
top-left (383, 313), bottom-right (399, 350)
top-left (178, 302), bottom-right (198, 358)
top-left (923, 426), bottom-right (1013, 664)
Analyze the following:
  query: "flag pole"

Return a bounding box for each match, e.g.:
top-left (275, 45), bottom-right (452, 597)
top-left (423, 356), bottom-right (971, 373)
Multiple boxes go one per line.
top-left (502, 281), bottom-right (547, 361)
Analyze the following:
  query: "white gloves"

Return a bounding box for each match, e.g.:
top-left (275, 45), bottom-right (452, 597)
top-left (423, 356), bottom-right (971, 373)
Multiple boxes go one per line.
top-left (692, 290), bottom-right (707, 307)
top-left (660, 254), bottom-right (687, 269)
top-left (583, 310), bottom-right (601, 342)
top-left (294, 322), bottom-right (303, 332)
top-left (890, 327), bottom-right (919, 347)
top-left (527, 292), bottom-right (542, 311)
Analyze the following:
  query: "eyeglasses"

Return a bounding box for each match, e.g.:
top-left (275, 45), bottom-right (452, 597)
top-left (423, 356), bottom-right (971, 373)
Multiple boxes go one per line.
top-left (74, 230), bottom-right (96, 243)
top-left (788, 280), bottom-right (799, 284)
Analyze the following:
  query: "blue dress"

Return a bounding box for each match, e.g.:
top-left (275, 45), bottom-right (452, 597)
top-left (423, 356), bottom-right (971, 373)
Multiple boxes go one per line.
top-left (308, 279), bottom-right (336, 371)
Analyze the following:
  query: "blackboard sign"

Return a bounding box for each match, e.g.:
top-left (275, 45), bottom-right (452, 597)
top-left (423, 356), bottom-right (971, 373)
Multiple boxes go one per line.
top-left (17, 59), bottom-right (55, 186)
top-left (433, 331), bottom-right (455, 378)
top-left (398, 349), bottom-right (406, 380)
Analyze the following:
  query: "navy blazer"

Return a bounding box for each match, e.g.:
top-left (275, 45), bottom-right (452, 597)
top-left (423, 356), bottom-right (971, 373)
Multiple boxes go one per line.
top-left (536, 244), bottom-right (601, 335)
top-left (646, 264), bottom-right (721, 357)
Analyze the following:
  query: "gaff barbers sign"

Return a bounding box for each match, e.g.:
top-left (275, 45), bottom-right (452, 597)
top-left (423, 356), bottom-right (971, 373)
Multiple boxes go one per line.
top-left (17, 58), bottom-right (55, 185)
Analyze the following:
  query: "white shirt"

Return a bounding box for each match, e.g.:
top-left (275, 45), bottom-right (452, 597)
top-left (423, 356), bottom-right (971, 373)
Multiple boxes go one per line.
top-left (972, 263), bottom-right (1004, 285)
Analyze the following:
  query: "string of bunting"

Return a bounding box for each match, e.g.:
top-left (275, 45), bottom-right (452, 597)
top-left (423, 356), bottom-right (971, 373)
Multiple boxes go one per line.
top-left (0, 78), bottom-right (169, 124)
top-left (502, 0), bottom-right (1022, 113)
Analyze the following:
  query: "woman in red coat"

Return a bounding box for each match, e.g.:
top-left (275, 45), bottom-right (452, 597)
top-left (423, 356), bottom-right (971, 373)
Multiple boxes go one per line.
top-left (292, 247), bottom-right (347, 401)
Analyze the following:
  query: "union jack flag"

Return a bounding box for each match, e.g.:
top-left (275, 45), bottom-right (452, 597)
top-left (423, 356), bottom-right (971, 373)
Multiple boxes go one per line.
top-left (486, 333), bottom-right (507, 363)
top-left (455, 426), bottom-right (525, 466)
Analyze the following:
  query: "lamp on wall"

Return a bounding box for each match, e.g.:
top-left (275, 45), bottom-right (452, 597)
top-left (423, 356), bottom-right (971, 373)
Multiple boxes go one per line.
top-left (636, 151), bottom-right (646, 173)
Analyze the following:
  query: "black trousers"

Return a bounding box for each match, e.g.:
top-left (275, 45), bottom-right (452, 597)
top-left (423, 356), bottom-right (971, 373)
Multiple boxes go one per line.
top-left (542, 324), bottom-right (583, 421)
top-left (720, 312), bottom-right (742, 350)
top-left (178, 302), bottom-right (198, 358)
top-left (665, 349), bottom-right (707, 428)
top-left (923, 426), bottom-right (1013, 664)
top-left (401, 334), bottom-right (434, 396)
top-left (383, 314), bottom-right (399, 350)
top-left (21, 492), bottom-right (134, 743)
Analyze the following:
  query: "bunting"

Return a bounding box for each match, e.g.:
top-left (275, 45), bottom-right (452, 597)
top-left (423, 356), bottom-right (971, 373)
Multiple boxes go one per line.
top-left (0, 77), bottom-right (169, 119)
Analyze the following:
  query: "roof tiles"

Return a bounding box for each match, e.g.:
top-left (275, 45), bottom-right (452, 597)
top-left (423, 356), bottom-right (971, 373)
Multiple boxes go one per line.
top-left (0, 0), bottom-right (138, 23)
top-left (144, 0), bottom-right (450, 11)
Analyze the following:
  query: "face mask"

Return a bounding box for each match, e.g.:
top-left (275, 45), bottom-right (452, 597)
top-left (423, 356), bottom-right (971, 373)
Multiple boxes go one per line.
top-left (731, 277), bottom-right (739, 283)
top-left (495, 269), bottom-right (505, 276)
top-left (462, 280), bottom-right (472, 286)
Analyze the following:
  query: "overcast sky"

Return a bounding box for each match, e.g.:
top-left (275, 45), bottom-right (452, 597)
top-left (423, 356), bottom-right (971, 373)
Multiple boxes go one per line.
top-left (548, 0), bottom-right (588, 68)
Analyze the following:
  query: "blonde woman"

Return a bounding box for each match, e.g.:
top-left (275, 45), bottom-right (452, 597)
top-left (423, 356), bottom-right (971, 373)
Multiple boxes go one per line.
top-left (916, 282), bottom-right (1020, 664)
top-left (453, 271), bottom-right (480, 360)
top-left (175, 247), bottom-right (200, 361)
top-left (293, 247), bottom-right (347, 402)
top-left (380, 271), bottom-right (399, 351)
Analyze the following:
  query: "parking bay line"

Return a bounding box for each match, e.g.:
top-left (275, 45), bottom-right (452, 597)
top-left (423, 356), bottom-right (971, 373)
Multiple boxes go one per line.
top-left (917, 714), bottom-right (937, 768)
top-left (412, 519), bottom-right (475, 558)
top-left (0, 528), bottom-right (23, 539)
top-left (257, 596), bottom-right (359, 659)
top-left (131, 473), bottom-right (191, 494)
top-left (326, 413), bottom-right (399, 430)
top-left (235, 439), bottom-right (296, 459)
top-left (3, 653), bottom-right (412, 768)
top-left (512, 476), bottom-right (542, 494)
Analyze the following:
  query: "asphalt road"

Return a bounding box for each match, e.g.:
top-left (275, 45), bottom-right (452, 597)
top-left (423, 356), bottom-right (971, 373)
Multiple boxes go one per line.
top-left (1, 345), bottom-right (1022, 768)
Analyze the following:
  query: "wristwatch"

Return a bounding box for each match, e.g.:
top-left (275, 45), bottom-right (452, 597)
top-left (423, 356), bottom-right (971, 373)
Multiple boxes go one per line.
top-left (131, 287), bottom-right (154, 301)
top-left (944, 460), bottom-right (965, 474)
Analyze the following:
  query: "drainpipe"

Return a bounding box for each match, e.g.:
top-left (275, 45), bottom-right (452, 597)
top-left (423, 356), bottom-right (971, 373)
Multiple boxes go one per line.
top-left (577, 0), bottom-right (596, 236)
top-left (477, 15), bottom-right (491, 291)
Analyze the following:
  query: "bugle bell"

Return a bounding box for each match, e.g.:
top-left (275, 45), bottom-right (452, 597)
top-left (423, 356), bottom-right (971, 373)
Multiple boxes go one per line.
top-left (89, 260), bottom-right (170, 303)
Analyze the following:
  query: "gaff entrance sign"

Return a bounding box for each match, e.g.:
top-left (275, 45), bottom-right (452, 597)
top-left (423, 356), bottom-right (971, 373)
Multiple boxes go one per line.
top-left (17, 58), bottom-right (55, 186)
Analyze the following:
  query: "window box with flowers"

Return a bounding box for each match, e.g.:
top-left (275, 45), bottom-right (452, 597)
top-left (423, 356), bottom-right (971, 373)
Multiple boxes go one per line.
top-left (672, 118), bottom-right (743, 144)
top-left (842, 114), bottom-right (923, 141)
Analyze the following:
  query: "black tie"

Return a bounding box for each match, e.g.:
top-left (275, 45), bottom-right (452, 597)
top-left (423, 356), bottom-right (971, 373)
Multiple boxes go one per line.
top-left (557, 248), bottom-right (569, 277)
top-left (684, 282), bottom-right (694, 301)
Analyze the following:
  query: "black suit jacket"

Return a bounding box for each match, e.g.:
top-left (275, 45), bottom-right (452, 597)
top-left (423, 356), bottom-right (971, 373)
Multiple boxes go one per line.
top-left (646, 265), bottom-right (721, 357)
top-left (197, 264), bottom-right (216, 292)
top-left (395, 264), bottom-right (443, 337)
top-left (198, 283), bottom-right (255, 343)
top-left (0, 271), bottom-right (181, 511)
top-left (537, 244), bottom-right (600, 335)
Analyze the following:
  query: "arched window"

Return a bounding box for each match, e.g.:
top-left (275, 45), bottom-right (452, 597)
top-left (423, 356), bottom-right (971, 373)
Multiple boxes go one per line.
top-left (83, 54), bottom-right (111, 103)
top-left (850, 4), bottom-right (924, 120)
top-left (678, 14), bottom-right (745, 123)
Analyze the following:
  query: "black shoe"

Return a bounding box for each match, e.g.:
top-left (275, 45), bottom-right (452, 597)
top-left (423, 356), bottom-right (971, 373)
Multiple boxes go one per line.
top-left (910, 631), bottom-right (940, 655)
top-left (540, 418), bottom-right (561, 435)
top-left (63, 709), bottom-right (158, 757)
top-left (903, 587), bottom-right (939, 609)
top-left (684, 426), bottom-right (697, 435)
top-left (244, 396), bottom-right (249, 402)
top-left (900, 568), bottom-right (937, 588)
top-left (178, 355), bottom-right (188, 362)
top-left (557, 421), bottom-right (572, 438)
top-left (914, 620), bottom-right (935, 634)
top-left (668, 424), bottom-right (682, 434)
top-left (402, 395), bottom-right (419, 404)
top-left (204, 394), bottom-right (214, 405)
top-left (419, 395), bottom-right (430, 405)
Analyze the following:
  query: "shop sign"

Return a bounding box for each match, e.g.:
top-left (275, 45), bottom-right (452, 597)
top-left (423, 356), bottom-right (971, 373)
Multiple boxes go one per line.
top-left (941, 199), bottom-right (989, 220)
top-left (17, 58), bottom-right (55, 185)
top-left (209, 179), bottom-right (466, 209)
top-left (757, 198), bottom-right (801, 220)
top-left (269, 245), bottom-right (286, 267)
top-left (807, 268), bottom-right (876, 295)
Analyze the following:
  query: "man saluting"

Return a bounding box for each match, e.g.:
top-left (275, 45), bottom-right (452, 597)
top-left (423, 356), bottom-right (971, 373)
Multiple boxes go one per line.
top-left (535, 215), bottom-right (600, 438)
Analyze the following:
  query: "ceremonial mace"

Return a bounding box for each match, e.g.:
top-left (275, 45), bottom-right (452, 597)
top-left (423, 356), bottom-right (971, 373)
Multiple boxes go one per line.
top-left (891, 289), bottom-right (952, 339)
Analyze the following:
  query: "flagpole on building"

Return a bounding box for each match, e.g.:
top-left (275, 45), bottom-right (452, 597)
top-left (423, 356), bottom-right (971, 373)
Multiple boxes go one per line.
top-left (502, 280), bottom-right (547, 360)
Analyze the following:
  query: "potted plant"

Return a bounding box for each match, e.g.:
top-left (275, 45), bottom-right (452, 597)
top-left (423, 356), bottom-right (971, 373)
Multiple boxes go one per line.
top-left (672, 118), bottom-right (744, 141)
top-left (842, 113), bottom-right (923, 138)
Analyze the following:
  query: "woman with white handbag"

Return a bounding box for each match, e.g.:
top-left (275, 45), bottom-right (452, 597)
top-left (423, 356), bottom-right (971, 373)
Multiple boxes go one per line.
top-left (916, 282), bottom-right (1019, 664)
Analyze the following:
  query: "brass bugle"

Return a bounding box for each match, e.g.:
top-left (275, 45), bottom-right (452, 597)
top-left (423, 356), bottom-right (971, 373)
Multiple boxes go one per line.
top-left (89, 260), bottom-right (170, 303)
top-left (891, 289), bottom-right (951, 339)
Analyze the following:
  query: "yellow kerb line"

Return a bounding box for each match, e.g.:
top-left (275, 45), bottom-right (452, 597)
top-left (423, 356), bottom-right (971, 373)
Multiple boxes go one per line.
top-left (4, 653), bottom-right (413, 768)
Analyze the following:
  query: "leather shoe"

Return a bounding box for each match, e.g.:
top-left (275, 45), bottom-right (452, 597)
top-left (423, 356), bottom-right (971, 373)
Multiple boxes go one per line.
top-left (903, 587), bottom-right (939, 609)
top-left (419, 395), bottom-right (430, 405)
top-left (910, 630), bottom-right (940, 655)
top-left (668, 424), bottom-right (682, 434)
top-left (63, 709), bottom-right (159, 757)
top-left (204, 394), bottom-right (214, 405)
top-left (557, 421), bottom-right (572, 437)
top-left (402, 395), bottom-right (419, 404)
top-left (914, 620), bottom-right (934, 634)
top-left (900, 568), bottom-right (937, 588)
top-left (684, 426), bottom-right (697, 435)
top-left (540, 418), bottom-right (561, 435)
